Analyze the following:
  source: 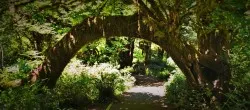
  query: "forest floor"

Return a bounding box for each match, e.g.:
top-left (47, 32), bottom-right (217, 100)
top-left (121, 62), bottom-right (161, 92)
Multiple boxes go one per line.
top-left (89, 74), bottom-right (174, 110)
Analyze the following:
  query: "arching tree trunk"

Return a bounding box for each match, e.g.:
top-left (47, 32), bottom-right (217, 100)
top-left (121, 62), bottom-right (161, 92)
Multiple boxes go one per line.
top-left (32, 14), bottom-right (196, 88)
top-left (28, 12), bottom-right (230, 105)
top-left (30, 14), bottom-right (199, 89)
top-left (35, 15), bottom-right (148, 88)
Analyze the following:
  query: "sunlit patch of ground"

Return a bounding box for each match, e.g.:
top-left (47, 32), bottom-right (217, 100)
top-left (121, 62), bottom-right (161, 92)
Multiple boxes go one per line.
top-left (108, 75), bottom-right (169, 110)
top-left (88, 75), bottom-right (175, 110)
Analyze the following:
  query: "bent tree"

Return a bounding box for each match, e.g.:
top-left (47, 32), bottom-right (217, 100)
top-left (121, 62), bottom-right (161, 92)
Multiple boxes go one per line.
top-left (29, 0), bottom-right (232, 103)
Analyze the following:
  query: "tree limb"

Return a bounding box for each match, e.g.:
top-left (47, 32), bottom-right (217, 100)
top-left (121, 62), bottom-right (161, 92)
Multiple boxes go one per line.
top-left (146, 0), bottom-right (166, 21)
top-left (134, 0), bottom-right (158, 20)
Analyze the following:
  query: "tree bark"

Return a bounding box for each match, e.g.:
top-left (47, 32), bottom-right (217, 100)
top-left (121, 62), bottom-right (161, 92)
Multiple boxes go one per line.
top-left (157, 47), bottom-right (164, 61)
top-left (128, 38), bottom-right (135, 66)
top-left (144, 41), bottom-right (151, 65)
top-left (119, 37), bottom-right (135, 69)
top-left (196, 0), bottom-right (231, 103)
top-left (32, 32), bottom-right (44, 52)
top-left (197, 28), bottom-right (231, 103)
top-left (0, 44), bottom-right (3, 70)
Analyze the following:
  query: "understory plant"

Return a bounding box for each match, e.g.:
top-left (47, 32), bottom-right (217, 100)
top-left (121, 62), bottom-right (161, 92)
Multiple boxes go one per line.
top-left (0, 59), bottom-right (135, 109)
top-left (165, 69), bottom-right (250, 109)
top-left (165, 70), bottom-right (212, 109)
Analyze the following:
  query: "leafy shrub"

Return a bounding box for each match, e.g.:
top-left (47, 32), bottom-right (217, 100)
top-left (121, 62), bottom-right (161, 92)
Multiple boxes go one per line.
top-left (56, 74), bottom-right (99, 108)
top-left (164, 48), bottom-right (250, 109)
top-left (76, 37), bottom-right (131, 65)
top-left (143, 58), bottom-right (176, 80)
top-left (222, 55), bottom-right (250, 109)
top-left (132, 62), bottom-right (146, 74)
top-left (84, 63), bottom-right (135, 98)
top-left (0, 84), bottom-right (60, 109)
top-left (165, 70), bottom-right (212, 109)
top-left (0, 58), bottom-right (43, 88)
top-left (221, 30), bottom-right (250, 109)
top-left (146, 64), bottom-right (171, 80)
top-left (0, 50), bottom-right (44, 81)
top-left (222, 79), bottom-right (250, 109)
top-left (0, 60), bottom-right (135, 109)
top-left (59, 61), bottom-right (135, 108)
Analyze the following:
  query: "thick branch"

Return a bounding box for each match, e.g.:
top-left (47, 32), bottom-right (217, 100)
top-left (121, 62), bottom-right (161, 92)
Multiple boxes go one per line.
top-left (135, 0), bottom-right (158, 20)
top-left (146, 0), bottom-right (166, 21)
top-left (14, 0), bottom-right (36, 7)
top-left (38, 14), bottom-right (151, 88)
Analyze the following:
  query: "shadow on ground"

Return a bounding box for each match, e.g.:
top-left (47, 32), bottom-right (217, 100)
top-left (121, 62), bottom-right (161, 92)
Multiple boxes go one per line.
top-left (88, 74), bottom-right (176, 110)
top-left (110, 92), bottom-right (168, 110)
top-left (134, 75), bottom-right (165, 86)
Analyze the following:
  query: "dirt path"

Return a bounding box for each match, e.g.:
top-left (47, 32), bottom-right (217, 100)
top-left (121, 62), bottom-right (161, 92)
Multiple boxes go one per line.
top-left (108, 75), bottom-right (169, 110)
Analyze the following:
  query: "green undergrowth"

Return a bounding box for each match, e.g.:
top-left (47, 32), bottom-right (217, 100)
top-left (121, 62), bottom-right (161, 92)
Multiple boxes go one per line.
top-left (165, 69), bottom-right (250, 109)
top-left (165, 70), bottom-right (212, 109)
top-left (132, 57), bottom-right (177, 80)
top-left (0, 59), bottom-right (135, 109)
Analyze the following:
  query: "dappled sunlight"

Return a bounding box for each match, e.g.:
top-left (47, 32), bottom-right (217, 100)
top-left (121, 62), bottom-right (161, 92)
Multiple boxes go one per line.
top-left (106, 74), bottom-right (169, 110)
top-left (133, 75), bottom-right (165, 87)
top-left (127, 86), bottom-right (165, 97)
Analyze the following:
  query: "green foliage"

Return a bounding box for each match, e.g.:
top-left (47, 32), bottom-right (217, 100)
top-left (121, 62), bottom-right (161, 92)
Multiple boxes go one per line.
top-left (164, 1), bottom-right (250, 108)
top-left (0, 54), bottom-right (43, 82)
top-left (165, 71), bottom-right (212, 109)
top-left (133, 40), bottom-right (176, 79)
top-left (76, 39), bottom-right (106, 65)
top-left (0, 0), bottom-right (115, 66)
top-left (56, 74), bottom-right (100, 108)
top-left (145, 62), bottom-right (173, 80)
top-left (60, 61), bottom-right (135, 107)
top-left (133, 39), bottom-right (145, 63)
top-left (0, 60), bottom-right (135, 109)
top-left (222, 76), bottom-right (250, 109)
top-left (0, 84), bottom-right (60, 109)
top-left (102, 0), bottom-right (136, 15)
top-left (222, 1), bottom-right (250, 108)
top-left (77, 37), bottom-right (132, 65)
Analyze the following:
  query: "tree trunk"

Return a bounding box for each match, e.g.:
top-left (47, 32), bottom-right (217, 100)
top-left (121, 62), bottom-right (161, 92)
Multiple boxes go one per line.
top-left (30, 14), bottom-right (200, 89)
top-left (128, 37), bottom-right (135, 66)
top-left (34, 15), bottom-right (148, 88)
top-left (119, 37), bottom-right (135, 69)
top-left (157, 47), bottom-right (164, 61)
top-left (195, 0), bottom-right (231, 103)
top-left (198, 28), bottom-right (231, 103)
top-left (32, 32), bottom-right (44, 52)
top-left (144, 41), bottom-right (151, 65)
top-left (0, 44), bottom-right (3, 70)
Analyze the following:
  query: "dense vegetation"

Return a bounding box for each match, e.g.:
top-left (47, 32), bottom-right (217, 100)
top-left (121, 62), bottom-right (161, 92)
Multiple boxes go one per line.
top-left (0, 0), bottom-right (250, 109)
